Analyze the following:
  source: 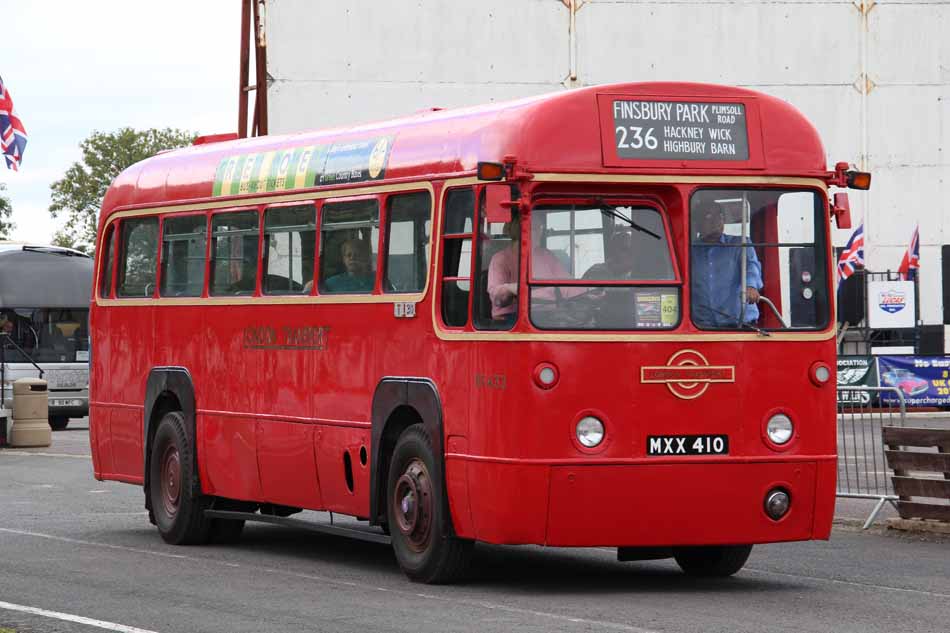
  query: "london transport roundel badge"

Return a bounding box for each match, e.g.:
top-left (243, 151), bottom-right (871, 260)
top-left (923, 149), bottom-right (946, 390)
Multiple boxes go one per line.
top-left (640, 349), bottom-right (736, 400)
top-left (368, 138), bottom-right (389, 179)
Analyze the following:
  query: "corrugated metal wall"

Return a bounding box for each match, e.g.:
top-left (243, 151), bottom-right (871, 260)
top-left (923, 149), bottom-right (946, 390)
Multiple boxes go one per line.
top-left (267, 0), bottom-right (949, 326)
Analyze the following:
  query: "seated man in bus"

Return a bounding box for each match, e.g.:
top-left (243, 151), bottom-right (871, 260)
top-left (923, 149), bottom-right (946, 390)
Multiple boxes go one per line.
top-left (323, 238), bottom-right (374, 293)
top-left (691, 206), bottom-right (762, 327)
top-left (583, 230), bottom-right (637, 280)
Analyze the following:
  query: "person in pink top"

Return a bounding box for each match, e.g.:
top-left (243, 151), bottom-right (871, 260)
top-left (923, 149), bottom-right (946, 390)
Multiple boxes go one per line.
top-left (487, 212), bottom-right (574, 323)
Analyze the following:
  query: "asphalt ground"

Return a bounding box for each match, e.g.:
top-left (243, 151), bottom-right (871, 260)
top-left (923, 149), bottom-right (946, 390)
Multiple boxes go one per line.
top-left (0, 419), bottom-right (947, 633)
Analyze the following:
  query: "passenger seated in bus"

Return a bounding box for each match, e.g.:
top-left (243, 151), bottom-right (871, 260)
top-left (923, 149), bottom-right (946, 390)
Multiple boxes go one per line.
top-left (487, 212), bottom-right (579, 322)
top-left (323, 238), bottom-right (374, 293)
top-left (691, 206), bottom-right (762, 327)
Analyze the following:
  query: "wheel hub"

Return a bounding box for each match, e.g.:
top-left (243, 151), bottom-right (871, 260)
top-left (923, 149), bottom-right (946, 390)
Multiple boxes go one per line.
top-left (160, 443), bottom-right (181, 518)
top-left (393, 459), bottom-right (432, 552)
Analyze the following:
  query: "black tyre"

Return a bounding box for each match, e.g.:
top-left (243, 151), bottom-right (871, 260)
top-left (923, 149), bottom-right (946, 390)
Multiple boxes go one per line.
top-left (148, 411), bottom-right (211, 545)
top-left (673, 545), bottom-right (753, 577)
top-left (49, 416), bottom-right (69, 431)
top-left (387, 424), bottom-right (472, 583)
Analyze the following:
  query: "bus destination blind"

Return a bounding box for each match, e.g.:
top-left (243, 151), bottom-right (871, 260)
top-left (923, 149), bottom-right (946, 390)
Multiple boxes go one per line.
top-left (611, 100), bottom-right (749, 161)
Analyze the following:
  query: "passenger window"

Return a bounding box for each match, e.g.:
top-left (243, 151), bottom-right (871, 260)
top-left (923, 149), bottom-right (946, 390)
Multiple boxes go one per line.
top-left (319, 199), bottom-right (379, 294)
top-left (99, 223), bottom-right (116, 298)
top-left (385, 192), bottom-right (431, 293)
top-left (440, 188), bottom-right (475, 327)
top-left (210, 211), bottom-right (260, 296)
top-left (160, 215), bottom-right (207, 297)
top-left (117, 217), bottom-right (158, 298)
top-left (263, 205), bottom-right (316, 295)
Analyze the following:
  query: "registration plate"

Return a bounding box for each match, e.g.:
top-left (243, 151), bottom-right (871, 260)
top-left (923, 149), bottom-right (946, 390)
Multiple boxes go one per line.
top-left (647, 434), bottom-right (729, 456)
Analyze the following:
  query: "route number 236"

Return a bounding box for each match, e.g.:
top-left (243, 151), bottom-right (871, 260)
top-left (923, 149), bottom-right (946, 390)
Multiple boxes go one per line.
top-left (616, 126), bottom-right (658, 150)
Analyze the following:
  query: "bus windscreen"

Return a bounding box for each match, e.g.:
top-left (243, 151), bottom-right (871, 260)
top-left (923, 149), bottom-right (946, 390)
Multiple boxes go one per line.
top-left (1, 308), bottom-right (90, 363)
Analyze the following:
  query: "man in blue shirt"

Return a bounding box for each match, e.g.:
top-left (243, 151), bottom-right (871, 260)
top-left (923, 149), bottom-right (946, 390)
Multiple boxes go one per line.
top-left (691, 206), bottom-right (763, 327)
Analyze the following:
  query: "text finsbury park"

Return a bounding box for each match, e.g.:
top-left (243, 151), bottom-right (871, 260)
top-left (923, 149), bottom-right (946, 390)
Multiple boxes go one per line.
top-left (612, 99), bottom-right (750, 161)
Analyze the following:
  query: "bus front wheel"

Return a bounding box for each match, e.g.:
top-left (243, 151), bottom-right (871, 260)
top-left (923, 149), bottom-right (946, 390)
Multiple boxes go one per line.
top-left (387, 424), bottom-right (472, 583)
top-left (673, 545), bottom-right (753, 577)
top-left (148, 411), bottom-right (210, 545)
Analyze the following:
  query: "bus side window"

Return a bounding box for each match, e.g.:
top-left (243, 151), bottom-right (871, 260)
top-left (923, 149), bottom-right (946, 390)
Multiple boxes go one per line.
top-left (384, 191), bottom-right (431, 294)
top-left (262, 204), bottom-right (316, 295)
top-left (319, 198), bottom-right (379, 294)
top-left (160, 215), bottom-right (207, 297)
top-left (99, 223), bottom-right (116, 298)
top-left (116, 217), bottom-right (159, 298)
top-left (210, 211), bottom-right (260, 296)
top-left (441, 188), bottom-right (475, 327)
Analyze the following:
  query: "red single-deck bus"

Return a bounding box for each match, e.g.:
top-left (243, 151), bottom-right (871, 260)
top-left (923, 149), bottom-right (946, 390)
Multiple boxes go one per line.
top-left (90, 82), bottom-right (867, 583)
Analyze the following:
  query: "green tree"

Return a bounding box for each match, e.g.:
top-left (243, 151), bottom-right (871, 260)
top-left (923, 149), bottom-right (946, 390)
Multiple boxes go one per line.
top-left (49, 128), bottom-right (195, 252)
top-left (0, 183), bottom-right (14, 239)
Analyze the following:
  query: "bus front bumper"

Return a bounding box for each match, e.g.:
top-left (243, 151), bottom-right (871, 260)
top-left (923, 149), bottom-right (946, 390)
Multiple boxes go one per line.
top-left (447, 457), bottom-right (836, 547)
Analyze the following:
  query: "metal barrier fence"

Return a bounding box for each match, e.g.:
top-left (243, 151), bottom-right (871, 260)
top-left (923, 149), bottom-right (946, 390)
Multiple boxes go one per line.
top-left (836, 386), bottom-right (906, 528)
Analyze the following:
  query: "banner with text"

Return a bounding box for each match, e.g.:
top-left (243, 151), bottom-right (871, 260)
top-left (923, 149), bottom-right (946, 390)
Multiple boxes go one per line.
top-left (877, 355), bottom-right (950, 407)
top-left (837, 356), bottom-right (879, 406)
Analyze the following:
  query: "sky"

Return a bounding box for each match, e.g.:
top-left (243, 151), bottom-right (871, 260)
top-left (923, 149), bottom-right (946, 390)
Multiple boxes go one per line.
top-left (2, 1), bottom-right (240, 243)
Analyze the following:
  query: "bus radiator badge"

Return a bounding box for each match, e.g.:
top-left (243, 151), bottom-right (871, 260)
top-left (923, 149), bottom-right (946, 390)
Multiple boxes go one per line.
top-left (640, 350), bottom-right (735, 400)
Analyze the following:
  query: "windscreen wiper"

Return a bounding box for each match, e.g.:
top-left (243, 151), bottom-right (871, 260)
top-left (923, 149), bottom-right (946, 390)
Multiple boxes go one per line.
top-left (597, 202), bottom-right (661, 240)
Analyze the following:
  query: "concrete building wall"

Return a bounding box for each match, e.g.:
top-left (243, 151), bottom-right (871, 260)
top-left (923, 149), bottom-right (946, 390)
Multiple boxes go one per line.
top-left (266, 0), bottom-right (949, 328)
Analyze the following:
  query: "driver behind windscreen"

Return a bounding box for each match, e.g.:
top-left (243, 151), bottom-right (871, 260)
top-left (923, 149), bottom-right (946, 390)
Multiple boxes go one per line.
top-left (691, 205), bottom-right (762, 327)
top-left (487, 212), bottom-right (580, 323)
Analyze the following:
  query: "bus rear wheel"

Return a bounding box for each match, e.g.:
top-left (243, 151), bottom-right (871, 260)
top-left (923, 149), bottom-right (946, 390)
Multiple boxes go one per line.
top-left (387, 424), bottom-right (472, 584)
top-left (673, 545), bottom-right (753, 577)
top-left (148, 411), bottom-right (211, 545)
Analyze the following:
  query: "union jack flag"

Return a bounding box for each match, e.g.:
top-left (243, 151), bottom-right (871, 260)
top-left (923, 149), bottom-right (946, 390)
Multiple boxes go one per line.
top-left (0, 75), bottom-right (28, 171)
top-left (837, 223), bottom-right (865, 284)
top-left (898, 224), bottom-right (920, 281)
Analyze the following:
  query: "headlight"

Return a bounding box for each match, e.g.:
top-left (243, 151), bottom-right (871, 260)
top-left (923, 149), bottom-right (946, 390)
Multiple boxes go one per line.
top-left (766, 414), bottom-right (794, 445)
top-left (575, 416), bottom-right (604, 448)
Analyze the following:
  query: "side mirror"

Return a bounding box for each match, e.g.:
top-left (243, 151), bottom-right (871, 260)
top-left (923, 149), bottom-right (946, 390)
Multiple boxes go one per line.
top-left (832, 192), bottom-right (852, 229)
top-left (484, 184), bottom-right (515, 224)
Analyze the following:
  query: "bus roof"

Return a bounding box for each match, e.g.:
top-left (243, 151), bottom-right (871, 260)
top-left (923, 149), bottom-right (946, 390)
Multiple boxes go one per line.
top-left (100, 82), bottom-right (827, 221)
top-left (0, 245), bottom-right (93, 309)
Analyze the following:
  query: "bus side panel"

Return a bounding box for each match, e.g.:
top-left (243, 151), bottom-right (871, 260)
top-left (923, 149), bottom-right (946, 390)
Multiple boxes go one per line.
top-left (312, 305), bottom-right (377, 514)
top-left (257, 421), bottom-right (323, 509)
top-left (108, 306), bottom-right (154, 480)
top-left (89, 404), bottom-right (113, 478)
top-left (250, 305), bottom-right (316, 507)
top-left (199, 306), bottom-right (259, 499)
top-left (314, 426), bottom-right (370, 515)
top-left (199, 414), bottom-right (263, 500)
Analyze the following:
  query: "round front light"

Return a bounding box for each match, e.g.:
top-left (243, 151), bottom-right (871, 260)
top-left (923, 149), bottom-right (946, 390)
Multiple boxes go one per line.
top-left (814, 365), bottom-right (830, 383)
top-left (575, 416), bottom-right (605, 448)
top-left (767, 414), bottom-right (794, 445)
top-left (765, 489), bottom-right (791, 520)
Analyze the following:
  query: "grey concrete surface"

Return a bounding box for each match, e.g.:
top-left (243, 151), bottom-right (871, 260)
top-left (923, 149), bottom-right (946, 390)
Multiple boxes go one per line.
top-left (0, 419), bottom-right (947, 633)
